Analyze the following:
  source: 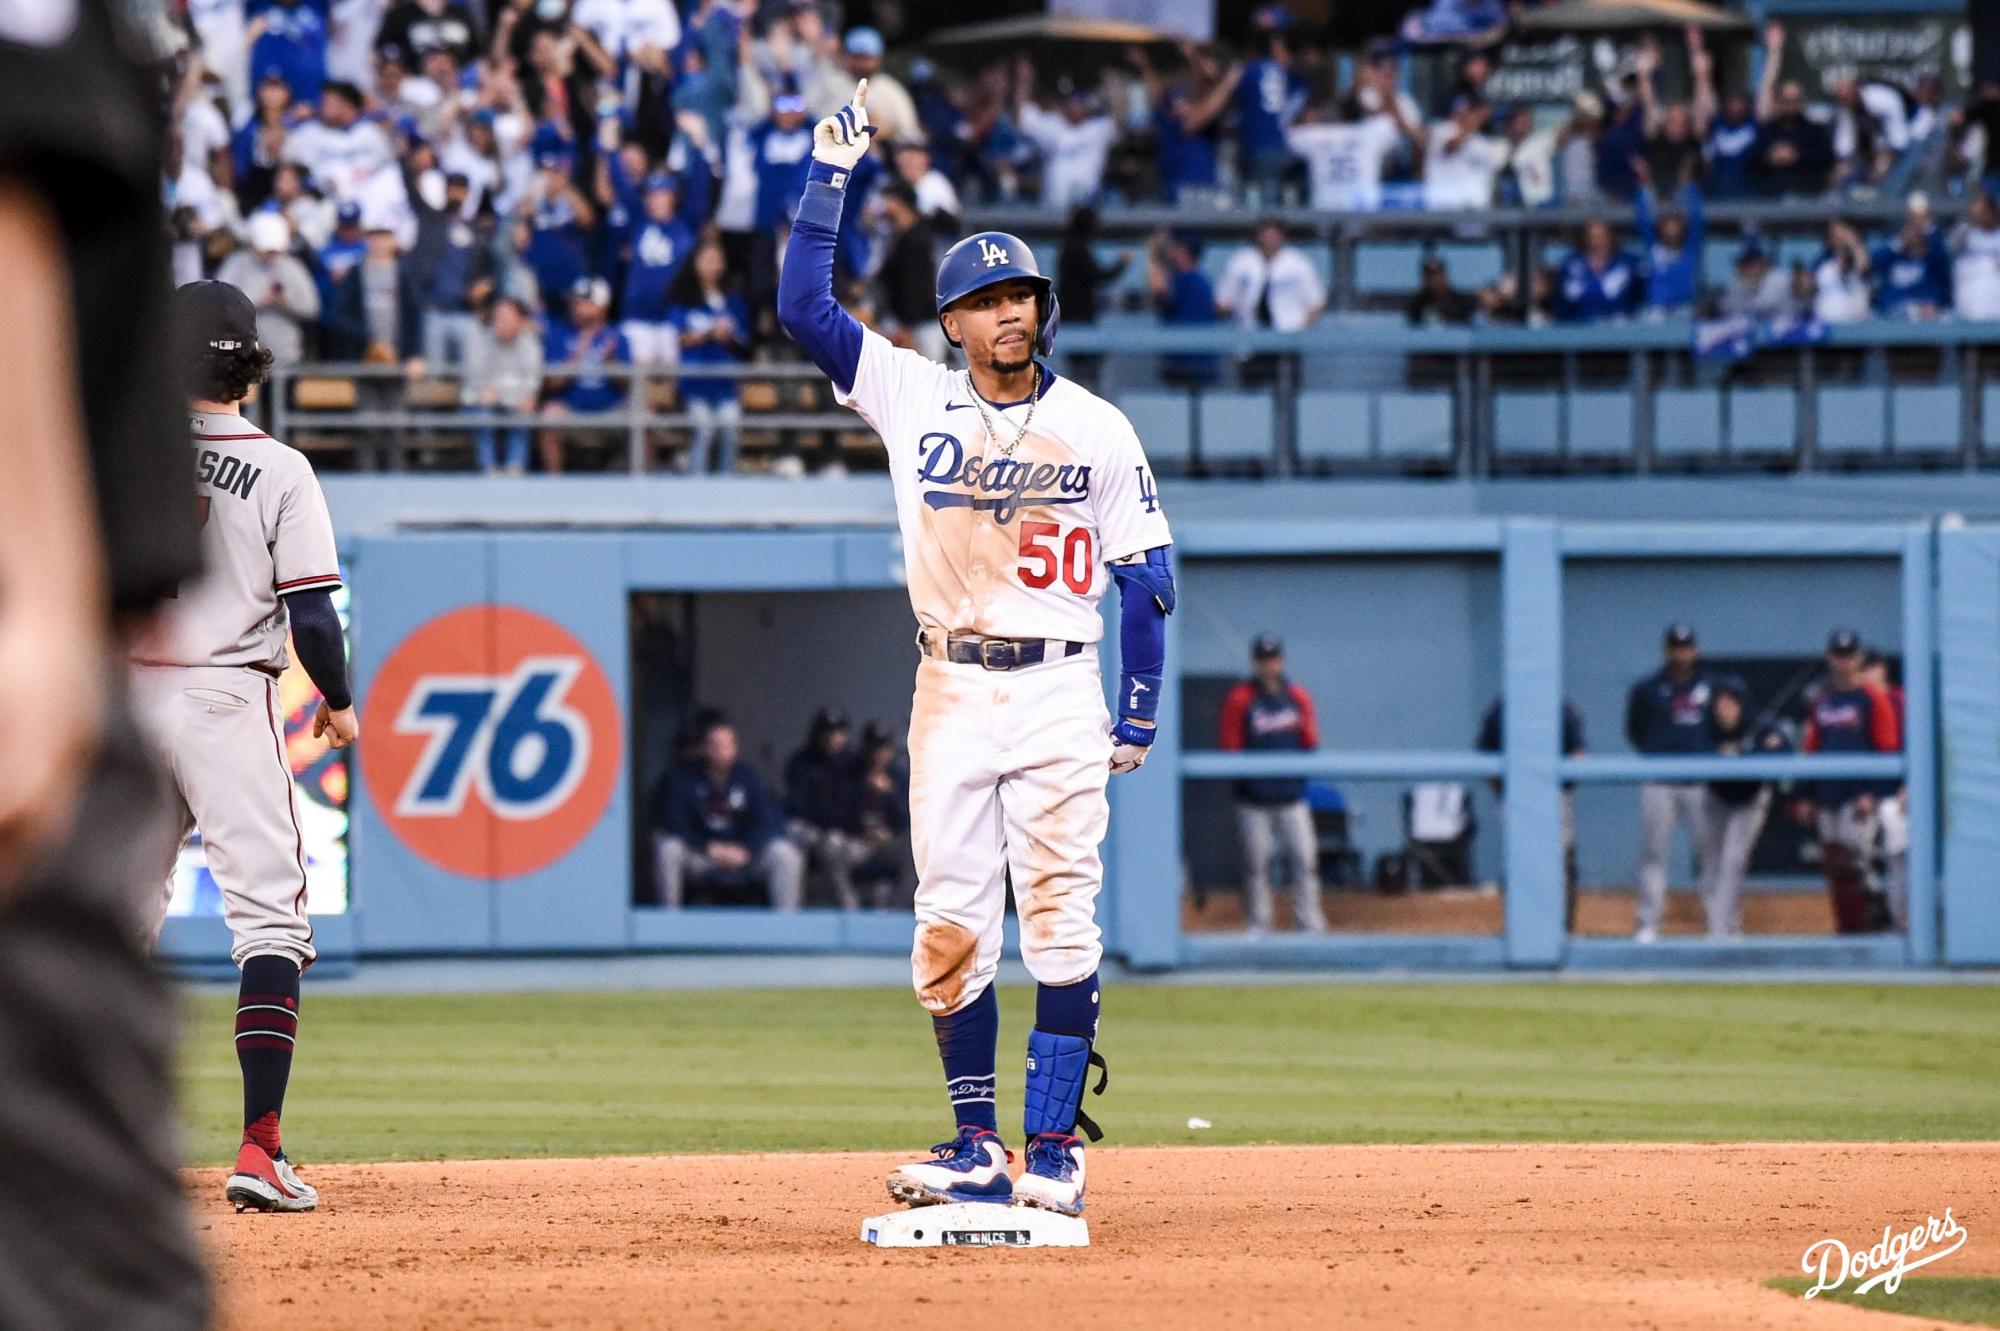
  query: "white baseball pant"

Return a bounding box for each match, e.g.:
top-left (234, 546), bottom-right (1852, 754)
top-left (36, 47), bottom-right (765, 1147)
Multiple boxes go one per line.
top-left (906, 648), bottom-right (1109, 1016)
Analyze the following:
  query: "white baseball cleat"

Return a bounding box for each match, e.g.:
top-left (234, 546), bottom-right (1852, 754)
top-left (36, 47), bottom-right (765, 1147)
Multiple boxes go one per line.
top-left (886, 1126), bottom-right (1015, 1207)
top-left (1014, 1132), bottom-right (1086, 1216)
top-left (225, 1141), bottom-right (320, 1213)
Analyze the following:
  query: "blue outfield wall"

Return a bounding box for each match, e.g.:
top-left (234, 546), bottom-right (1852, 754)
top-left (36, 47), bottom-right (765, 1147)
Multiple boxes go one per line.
top-left (157, 491), bottom-right (2000, 971)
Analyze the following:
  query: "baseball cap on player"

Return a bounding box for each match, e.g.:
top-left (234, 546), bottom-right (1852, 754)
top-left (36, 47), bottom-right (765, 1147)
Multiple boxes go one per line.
top-left (935, 230), bottom-right (1060, 356)
top-left (175, 280), bottom-right (260, 354)
top-left (1664, 622), bottom-right (1697, 647)
top-left (1827, 628), bottom-right (1863, 656)
top-left (1251, 633), bottom-right (1284, 660)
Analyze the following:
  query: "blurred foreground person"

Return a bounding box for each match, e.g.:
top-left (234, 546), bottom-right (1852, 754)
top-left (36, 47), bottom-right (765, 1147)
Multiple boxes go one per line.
top-left (0, 3), bottom-right (209, 1327)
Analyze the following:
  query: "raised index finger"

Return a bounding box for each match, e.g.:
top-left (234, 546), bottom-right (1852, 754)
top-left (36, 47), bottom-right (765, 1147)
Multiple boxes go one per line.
top-left (854, 78), bottom-right (869, 108)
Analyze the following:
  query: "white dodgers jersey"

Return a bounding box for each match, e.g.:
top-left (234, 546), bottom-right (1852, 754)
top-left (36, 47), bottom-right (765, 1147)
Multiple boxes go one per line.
top-left (146, 414), bottom-right (342, 671)
top-left (835, 329), bottom-right (1171, 643)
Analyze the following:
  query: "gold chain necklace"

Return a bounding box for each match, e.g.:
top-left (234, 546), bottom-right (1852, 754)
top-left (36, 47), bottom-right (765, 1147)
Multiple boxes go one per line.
top-left (966, 364), bottom-right (1040, 458)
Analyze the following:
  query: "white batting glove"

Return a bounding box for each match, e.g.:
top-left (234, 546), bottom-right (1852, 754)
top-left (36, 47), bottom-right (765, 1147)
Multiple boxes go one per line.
top-left (812, 79), bottom-right (875, 170)
top-left (1110, 742), bottom-right (1149, 775)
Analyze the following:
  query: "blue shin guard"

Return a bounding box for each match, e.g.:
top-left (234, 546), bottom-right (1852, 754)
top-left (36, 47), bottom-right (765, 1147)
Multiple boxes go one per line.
top-left (1023, 1028), bottom-right (1110, 1142)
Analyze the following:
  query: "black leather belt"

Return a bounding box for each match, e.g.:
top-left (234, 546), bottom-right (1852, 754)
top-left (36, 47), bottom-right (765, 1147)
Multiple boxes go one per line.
top-left (918, 631), bottom-right (1086, 672)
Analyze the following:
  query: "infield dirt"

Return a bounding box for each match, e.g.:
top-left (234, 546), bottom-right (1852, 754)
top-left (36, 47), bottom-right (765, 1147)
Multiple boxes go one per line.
top-left (197, 1142), bottom-right (1998, 1330)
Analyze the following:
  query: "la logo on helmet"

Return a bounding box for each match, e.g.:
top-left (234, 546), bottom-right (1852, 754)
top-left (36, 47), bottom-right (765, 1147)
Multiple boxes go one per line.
top-left (979, 238), bottom-right (1009, 267)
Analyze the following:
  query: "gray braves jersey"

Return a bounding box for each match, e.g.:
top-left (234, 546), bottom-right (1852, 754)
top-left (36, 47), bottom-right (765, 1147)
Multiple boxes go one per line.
top-left (146, 414), bottom-right (341, 671)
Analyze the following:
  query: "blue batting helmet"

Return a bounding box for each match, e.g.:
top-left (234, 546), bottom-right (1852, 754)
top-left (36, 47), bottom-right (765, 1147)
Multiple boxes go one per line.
top-left (934, 231), bottom-right (1060, 356)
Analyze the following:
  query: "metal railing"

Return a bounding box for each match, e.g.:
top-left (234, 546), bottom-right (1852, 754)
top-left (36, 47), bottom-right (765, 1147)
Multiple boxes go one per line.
top-left (260, 359), bottom-right (859, 472)
top-left (254, 316), bottom-right (2000, 477)
top-left (1056, 319), bottom-right (2000, 478)
top-left (977, 197), bottom-right (1970, 314)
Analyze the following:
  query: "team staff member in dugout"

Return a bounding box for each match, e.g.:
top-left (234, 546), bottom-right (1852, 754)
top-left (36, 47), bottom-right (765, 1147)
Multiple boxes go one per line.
top-left (0, 2), bottom-right (210, 1326)
top-left (1218, 634), bottom-right (1327, 933)
top-left (1625, 622), bottom-right (1726, 944)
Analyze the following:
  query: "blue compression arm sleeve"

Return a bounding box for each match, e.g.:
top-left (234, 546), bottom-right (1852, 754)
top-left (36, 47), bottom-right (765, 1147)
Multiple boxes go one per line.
top-left (777, 160), bottom-right (865, 395)
top-left (282, 587), bottom-right (351, 711)
top-left (1111, 547), bottom-right (1174, 732)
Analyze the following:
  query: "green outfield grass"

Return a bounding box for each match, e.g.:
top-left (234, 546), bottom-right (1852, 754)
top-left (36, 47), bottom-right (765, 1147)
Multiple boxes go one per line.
top-left (1765, 1277), bottom-right (2000, 1327)
top-left (174, 982), bottom-right (2000, 1166)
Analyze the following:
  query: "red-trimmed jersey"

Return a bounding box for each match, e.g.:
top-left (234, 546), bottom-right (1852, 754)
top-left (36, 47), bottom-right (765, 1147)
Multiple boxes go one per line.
top-left (1802, 680), bottom-right (1901, 804)
top-left (141, 413), bottom-right (342, 671)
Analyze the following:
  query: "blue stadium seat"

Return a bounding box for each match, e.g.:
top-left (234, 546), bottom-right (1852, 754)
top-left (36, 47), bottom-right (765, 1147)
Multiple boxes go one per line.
top-left (1120, 390), bottom-right (1195, 468)
top-left (1701, 245), bottom-right (1738, 292)
top-left (1818, 386), bottom-right (1889, 455)
top-left (1568, 389), bottom-right (1633, 457)
top-left (1727, 386), bottom-right (1797, 455)
top-left (1295, 390), bottom-right (1373, 460)
top-left (1653, 386), bottom-right (1725, 456)
top-left (1376, 392), bottom-right (1455, 460)
top-left (1355, 242), bottom-right (1502, 295)
top-left (1494, 391), bottom-right (1562, 455)
top-left (1890, 385), bottom-right (1961, 454)
top-left (1196, 391), bottom-right (1277, 465)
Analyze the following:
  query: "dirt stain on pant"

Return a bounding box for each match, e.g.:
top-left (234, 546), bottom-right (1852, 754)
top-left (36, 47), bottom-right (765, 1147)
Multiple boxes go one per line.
top-left (913, 919), bottom-right (979, 1014)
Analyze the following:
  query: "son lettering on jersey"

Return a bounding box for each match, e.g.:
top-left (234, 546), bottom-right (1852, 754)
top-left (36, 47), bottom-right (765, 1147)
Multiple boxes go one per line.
top-left (915, 431), bottom-right (1090, 525)
top-left (195, 448), bottom-right (263, 501)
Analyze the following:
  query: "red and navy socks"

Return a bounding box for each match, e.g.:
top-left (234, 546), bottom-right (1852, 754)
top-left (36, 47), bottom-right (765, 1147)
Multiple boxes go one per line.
top-left (236, 954), bottom-right (301, 1157)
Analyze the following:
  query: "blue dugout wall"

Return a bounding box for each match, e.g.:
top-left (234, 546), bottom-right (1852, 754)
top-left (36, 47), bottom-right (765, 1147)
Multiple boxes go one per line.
top-left (157, 510), bottom-right (2000, 972)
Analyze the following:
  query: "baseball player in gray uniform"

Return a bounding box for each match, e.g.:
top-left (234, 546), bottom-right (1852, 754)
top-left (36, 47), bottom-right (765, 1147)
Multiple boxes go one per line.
top-left (134, 281), bottom-right (358, 1212)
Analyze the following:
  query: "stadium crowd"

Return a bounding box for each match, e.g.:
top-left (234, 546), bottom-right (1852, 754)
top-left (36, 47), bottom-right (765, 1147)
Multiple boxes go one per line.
top-left (160, 2), bottom-right (1999, 469)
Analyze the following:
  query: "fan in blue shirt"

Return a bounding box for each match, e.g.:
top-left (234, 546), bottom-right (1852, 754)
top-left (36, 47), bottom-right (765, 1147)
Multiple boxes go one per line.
top-left (1555, 218), bottom-right (1645, 323)
top-left (1635, 180), bottom-right (1705, 316)
top-left (524, 138), bottom-right (596, 310)
top-left (248, 0), bottom-right (328, 105)
top-left (750, 95), bottom-right (816, 231)
top-left (621, 176), bottom-right (695, 322)
top-left (544, 277), bottom-right (629, 414)
top-left (1870, 218), bottom-right (1952, 319)
top-left (666, 236), bottom-right (752, 473)
top-left (1704, 94), bottom-right (1760, 201)
top-left (1235, 38), bottom-right (1308, 196)
top-left (1151, 230), bottom-right (1221, 385)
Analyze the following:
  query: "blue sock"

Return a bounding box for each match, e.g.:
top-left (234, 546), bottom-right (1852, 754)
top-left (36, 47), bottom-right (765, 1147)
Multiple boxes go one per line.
top-left (932, 984), bottom-right (998, 1134)
top-left (1035, 971), bottom-right (1100, 1039)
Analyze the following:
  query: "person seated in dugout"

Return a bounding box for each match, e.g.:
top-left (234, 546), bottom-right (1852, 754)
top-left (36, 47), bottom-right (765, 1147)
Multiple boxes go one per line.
top-left (785, 707), bottom-right (863, 908)
top-left (832, 722), bottom-right (916, 910)
top-left (649, 715), bottom-right (804, 911)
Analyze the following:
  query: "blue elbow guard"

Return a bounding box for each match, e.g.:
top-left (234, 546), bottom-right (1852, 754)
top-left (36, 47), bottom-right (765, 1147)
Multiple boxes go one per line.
top-left (1110, 545), bottom-right (1176, 614)
top-left (1025, 1029), bottom-right (1111, 1142)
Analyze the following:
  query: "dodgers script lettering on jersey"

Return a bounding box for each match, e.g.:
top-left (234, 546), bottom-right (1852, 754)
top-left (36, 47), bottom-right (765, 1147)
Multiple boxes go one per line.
top-left (833, 329), bottom-right (1170, 642)
top-left (155, 415), bottom-right (342, 670)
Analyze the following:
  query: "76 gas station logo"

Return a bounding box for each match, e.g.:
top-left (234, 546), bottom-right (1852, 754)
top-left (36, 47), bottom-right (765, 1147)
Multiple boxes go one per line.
top-left (393, 658), bottom-right (591, 821)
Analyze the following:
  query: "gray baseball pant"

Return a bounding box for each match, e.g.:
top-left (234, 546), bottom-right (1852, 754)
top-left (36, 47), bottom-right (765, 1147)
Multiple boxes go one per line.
top-left (1636, 781), bottom-right (1705, 936)
top-left (1696, 788), bottom-right (1769, 939)
top-left (1239, 800), bottom-right (1325, 931)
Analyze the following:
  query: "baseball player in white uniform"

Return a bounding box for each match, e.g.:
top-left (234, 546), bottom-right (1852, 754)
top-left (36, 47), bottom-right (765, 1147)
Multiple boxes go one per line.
top-left (135, 281), bottom-right (359, 1213)
top-left (779, 84), bottom-right (1175, 1217)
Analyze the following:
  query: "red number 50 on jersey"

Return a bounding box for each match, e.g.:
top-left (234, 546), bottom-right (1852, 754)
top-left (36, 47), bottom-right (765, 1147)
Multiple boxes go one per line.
top-left (1018, 522), bottom-right (1094, 594)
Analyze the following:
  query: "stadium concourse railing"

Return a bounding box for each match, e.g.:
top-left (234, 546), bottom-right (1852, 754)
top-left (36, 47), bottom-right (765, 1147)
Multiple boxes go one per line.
top-left (974, 196), bottom-right (1968, 314)
top-left (262, 318), bottom-right (2000, 477)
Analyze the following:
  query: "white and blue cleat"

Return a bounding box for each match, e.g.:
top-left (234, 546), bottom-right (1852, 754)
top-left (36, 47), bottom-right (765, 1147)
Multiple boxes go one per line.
top-left (886, 1126), bottom-right (1015, 1207)
top-left (1014, 1132), bottom-right (1086, 1217)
